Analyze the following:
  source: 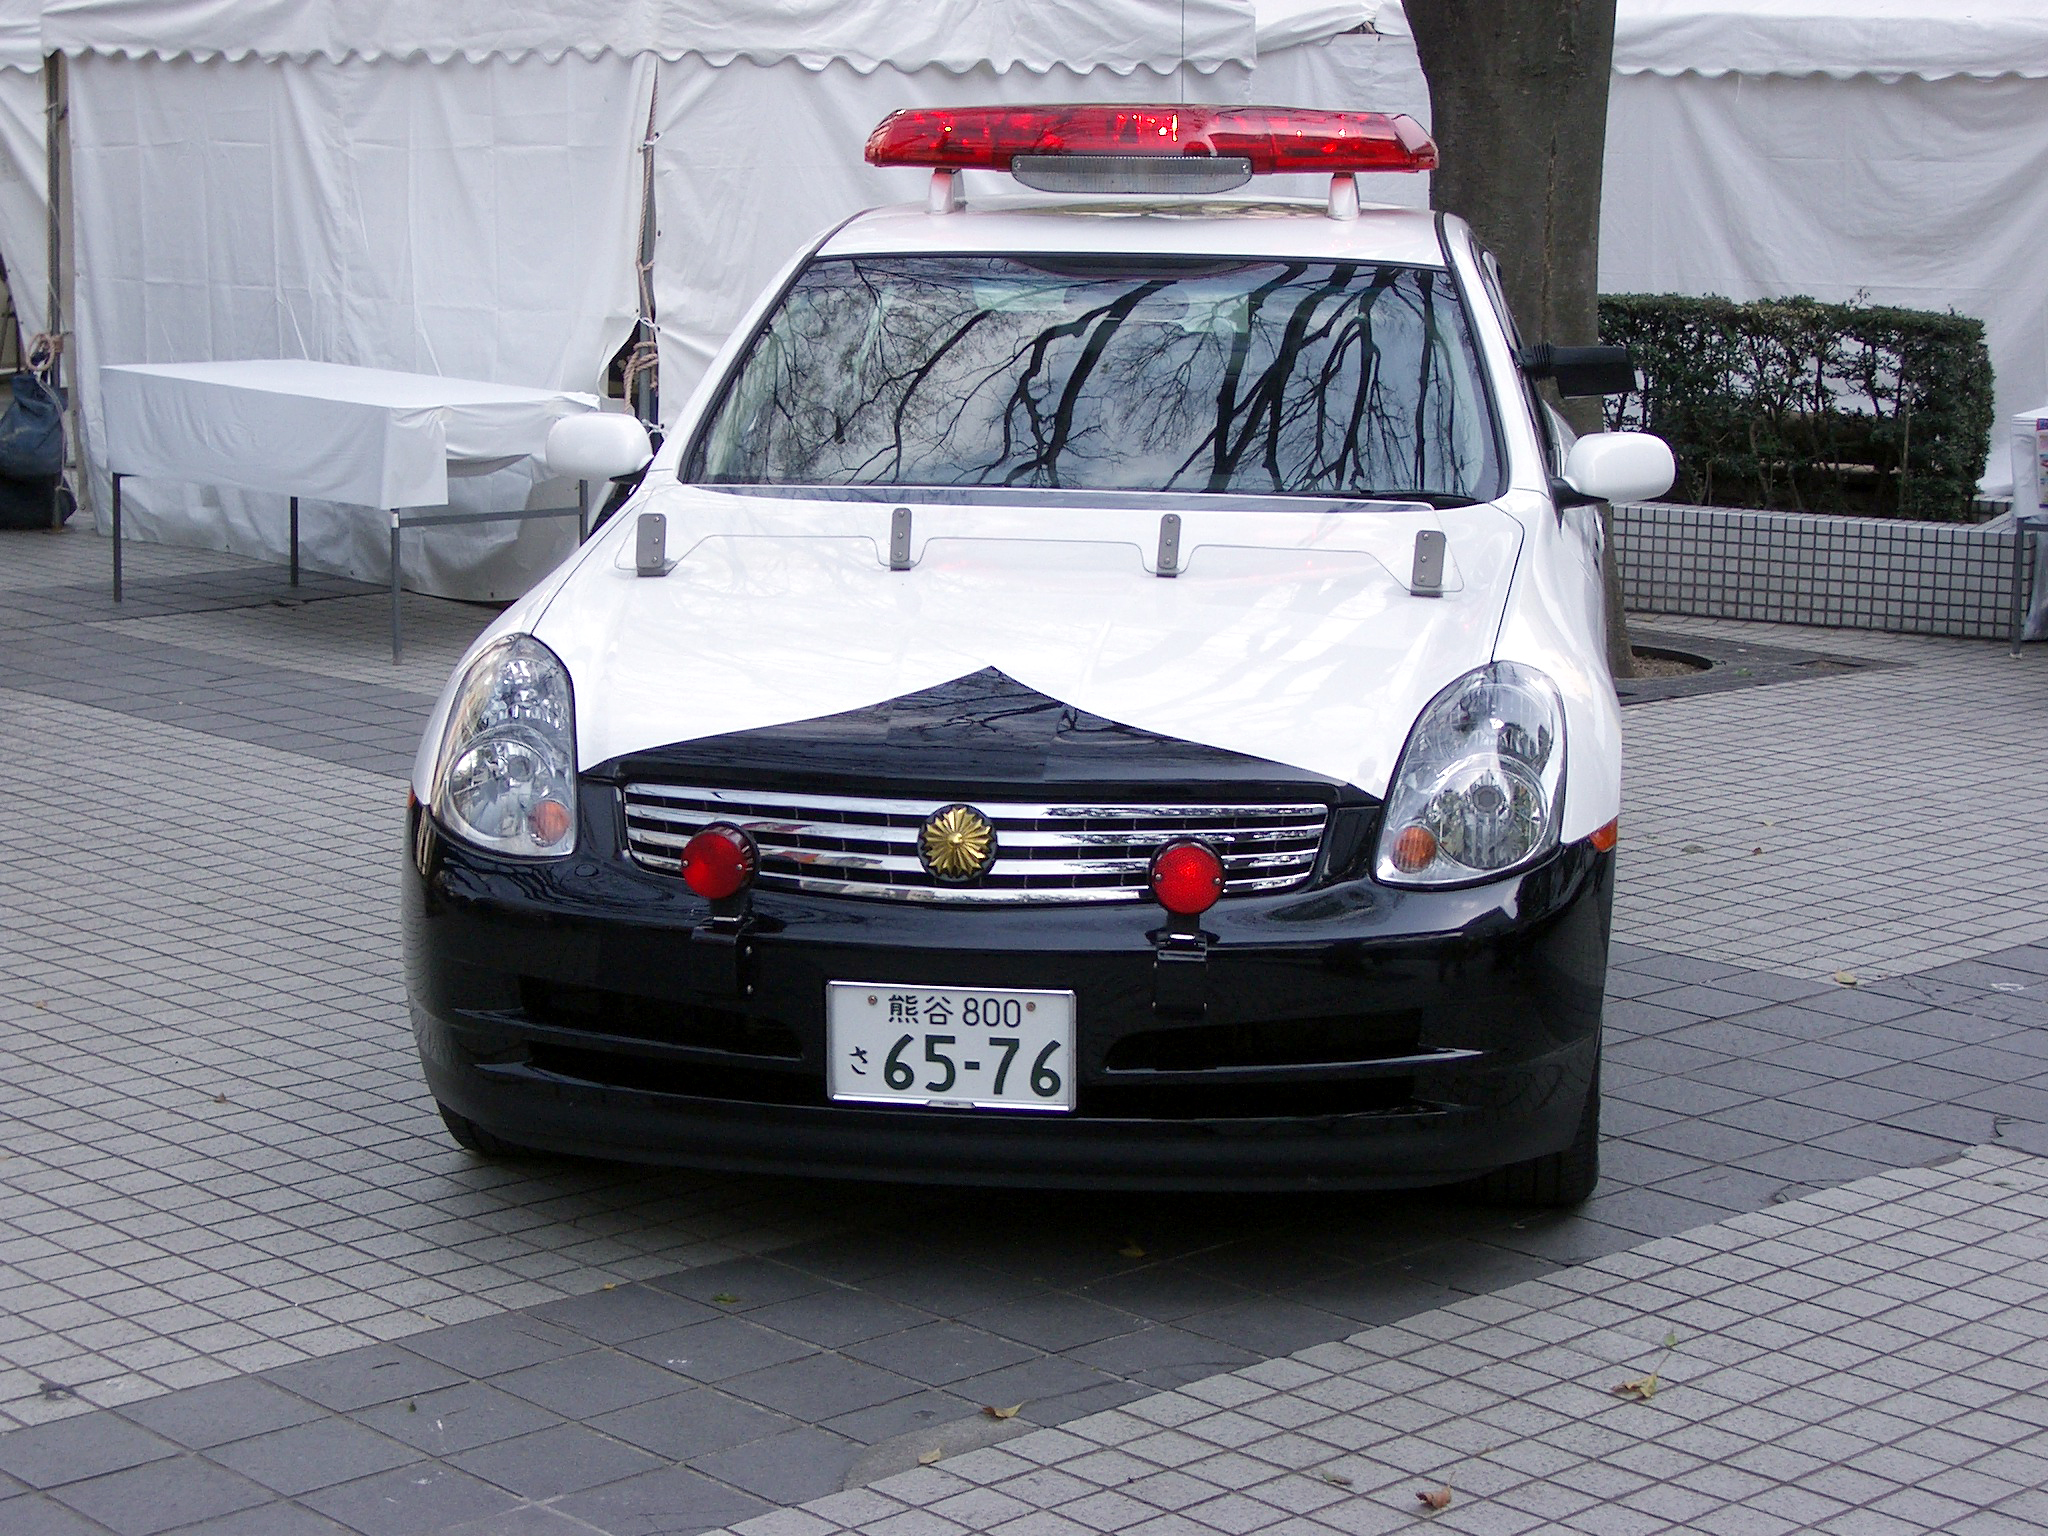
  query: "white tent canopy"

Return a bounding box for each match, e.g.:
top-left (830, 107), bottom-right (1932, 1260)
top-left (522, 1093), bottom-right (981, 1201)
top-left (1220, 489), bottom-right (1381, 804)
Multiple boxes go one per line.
top-left (3, 0), bottom-right (1416, 598)
top-left (37, 0), bottom-right (1263, 71)
top-left (1613, 0), bottom-right (2048, 82)
top-left (1599, 0), bottom-right (2048, 494)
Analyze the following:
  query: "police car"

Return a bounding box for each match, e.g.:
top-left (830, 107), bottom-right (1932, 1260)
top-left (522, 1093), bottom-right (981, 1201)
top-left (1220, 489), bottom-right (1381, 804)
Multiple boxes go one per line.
top-left (404, 106), bottom-right (1674, 1200)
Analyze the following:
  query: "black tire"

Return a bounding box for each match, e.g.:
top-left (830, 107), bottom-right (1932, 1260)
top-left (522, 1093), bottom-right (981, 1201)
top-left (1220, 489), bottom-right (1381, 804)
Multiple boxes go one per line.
top-left (437, 1102), bottom-right (531, 1158)
top-left (1466, 1066), bottom-right (1601, 1207)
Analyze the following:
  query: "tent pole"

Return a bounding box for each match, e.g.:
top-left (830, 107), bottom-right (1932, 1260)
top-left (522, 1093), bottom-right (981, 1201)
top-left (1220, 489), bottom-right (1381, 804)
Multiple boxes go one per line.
top-left (633, 69), bottom-right (659, 425)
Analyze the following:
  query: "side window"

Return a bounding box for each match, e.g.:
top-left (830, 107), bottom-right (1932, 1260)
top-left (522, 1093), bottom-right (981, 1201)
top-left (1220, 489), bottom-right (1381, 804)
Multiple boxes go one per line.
top-left (1471, 247), bottom-right (1563, 476)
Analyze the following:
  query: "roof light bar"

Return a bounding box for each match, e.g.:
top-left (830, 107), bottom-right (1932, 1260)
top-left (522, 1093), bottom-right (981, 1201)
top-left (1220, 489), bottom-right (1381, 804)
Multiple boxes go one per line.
top-left (865, 105), bottom-right (1438, 179)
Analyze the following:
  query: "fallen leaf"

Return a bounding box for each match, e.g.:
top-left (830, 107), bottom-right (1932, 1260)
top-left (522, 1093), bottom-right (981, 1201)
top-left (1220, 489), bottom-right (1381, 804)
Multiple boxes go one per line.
top-left (1680, 844), bottom-right (1705, 854)
top-left (982, 1403), bottom-right (1022, 1420)
top-left (918, 1448), bottom-right (943, 1465)
top-left (1417, 1484), bottom-right (1452, 1511)
top-left (711, 1292), bottom-right (740, 1305)
top-left (1118, 1240), bottom-right (1147, 1259)
top-left (600, 1282), bottom-right (618, 1291)
top-left (1750, 846), bottom-right (1764, 856)
top-left (1612, 1372), bottom-right (1659, 1400)
top-left (1833, 971), bottom-right (1859, 987)
top-left (212, 1094), bottom-right (228, 1104)
top-left (1320, 1471), bottom-right (1353, 1487)
top-left (405, 1401), bottom-right (417, 1413)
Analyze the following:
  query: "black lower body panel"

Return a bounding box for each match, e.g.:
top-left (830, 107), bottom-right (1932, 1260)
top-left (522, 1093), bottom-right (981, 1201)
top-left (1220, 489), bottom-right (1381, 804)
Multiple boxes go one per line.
top-left (404, 812), bottom-right (1611, 1192)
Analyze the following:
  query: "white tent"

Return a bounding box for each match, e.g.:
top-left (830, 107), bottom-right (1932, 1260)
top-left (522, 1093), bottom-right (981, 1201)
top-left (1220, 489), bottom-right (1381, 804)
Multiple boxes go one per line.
top-left (0, 1), bottom-right (46, 345)
top-left (14, 0), bottom-right (1424, 598)
top-left (1599, 0), bottom-right (2048, 493)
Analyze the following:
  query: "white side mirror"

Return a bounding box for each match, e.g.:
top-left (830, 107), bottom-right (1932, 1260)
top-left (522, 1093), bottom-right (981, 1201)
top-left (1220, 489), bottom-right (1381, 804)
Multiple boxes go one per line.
top-left (1559, 431), bottom-right (1675, 505)
top-left (545, 413), bottom-right (653, 482)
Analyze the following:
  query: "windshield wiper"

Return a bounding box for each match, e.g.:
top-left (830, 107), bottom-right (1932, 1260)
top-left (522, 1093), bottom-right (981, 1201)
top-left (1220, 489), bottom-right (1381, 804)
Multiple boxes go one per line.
top-left (1354, 489), bottom-right (1482, 509)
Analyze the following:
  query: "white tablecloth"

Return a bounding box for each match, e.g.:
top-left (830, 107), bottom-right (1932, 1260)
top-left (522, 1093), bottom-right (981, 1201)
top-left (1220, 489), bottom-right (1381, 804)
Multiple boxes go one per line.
top-left (99, 360), bottom-right (602, 509)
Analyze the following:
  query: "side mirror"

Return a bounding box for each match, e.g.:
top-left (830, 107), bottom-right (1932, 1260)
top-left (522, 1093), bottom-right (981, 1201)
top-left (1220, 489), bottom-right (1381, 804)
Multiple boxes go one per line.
top-left (1556, 432), bottom-right (1675, 507)
top-left (1520, 342), bottom-right (1636, 398)
top-left (545, 413), bottom-right (653, 482)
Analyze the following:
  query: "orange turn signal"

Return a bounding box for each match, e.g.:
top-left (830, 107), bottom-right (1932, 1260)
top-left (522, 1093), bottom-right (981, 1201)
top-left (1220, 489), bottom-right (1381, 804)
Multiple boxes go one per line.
top-left (1391, 824), bottom-right (1438, 873)
top-left (1590, 818), bottom-right (1619, 852)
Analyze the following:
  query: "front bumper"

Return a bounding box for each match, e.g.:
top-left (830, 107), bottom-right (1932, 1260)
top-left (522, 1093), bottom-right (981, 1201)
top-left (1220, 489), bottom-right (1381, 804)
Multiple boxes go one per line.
top-left (403, 801), bottom-right (1611, 1191)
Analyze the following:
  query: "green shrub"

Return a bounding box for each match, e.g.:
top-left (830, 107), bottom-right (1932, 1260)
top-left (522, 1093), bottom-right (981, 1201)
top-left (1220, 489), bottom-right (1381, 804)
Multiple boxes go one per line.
top-left (1598, 293), bottom-right (1994, 521)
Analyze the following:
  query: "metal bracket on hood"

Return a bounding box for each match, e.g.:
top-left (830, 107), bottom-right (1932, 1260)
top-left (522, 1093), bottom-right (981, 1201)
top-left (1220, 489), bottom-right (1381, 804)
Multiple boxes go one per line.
top-left (889, 506), bottom-right (914, 570)
top-left (1156, 513), bottom-right (1182, 578)
top-left (1409, 529), bottom-right (1445, 597)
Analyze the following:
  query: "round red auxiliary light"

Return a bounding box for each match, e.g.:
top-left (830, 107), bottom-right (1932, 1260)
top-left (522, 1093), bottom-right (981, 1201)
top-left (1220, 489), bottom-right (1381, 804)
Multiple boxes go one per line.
top-left (865, 105), bottom-right (1437, 175)
top-left (681, 824), bottom-right (758, 901)
top-left (1150, 840), bottom-right (1226, 918)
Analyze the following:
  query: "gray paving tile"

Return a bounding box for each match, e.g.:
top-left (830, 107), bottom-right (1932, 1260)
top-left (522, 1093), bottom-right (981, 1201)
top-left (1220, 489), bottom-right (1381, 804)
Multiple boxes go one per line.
top-left (549, 1466), bottom-right (771, 1536)
top-left (690, 1426), bottom-right (863, 1504)
top-left (524, 1283), bottom-right (722, 1344)
top-left (449, 1421), bottom-right (665, 1499)
top-left (960, 1294), bottom-right (1141, 1352)
top-left (150, 1502), bottom-right (356, 1536)
top-left (841, 1321), bottom-right (1040, 1386)
top-left (118, 1377), bottom-right (327, 1451)
top-left (491, 1350), bottom-right (687, 1418)
top-left (743, 1287), bottom-right (933, 1349)
top-left (589, 1388), bottom-right (797, 1460)
top-left (620, 1316), bottom-right (821, 1383)
top-left (264, 1346), bottom-right (467, 1413)
top-left (351, 1381), bottom-right (562, 1456)
top-left (720, 1351), bottom-right (922, 1421)
top-left (209, 1417), bottom-right (418, 1496)
top-left (649, 1259), bottom-right (830, 1312)
top-left (52, 1454), bottom-right (269, 1536)
top-left (0, 1413), bottom-right (179, 1489)
top-left (396, 1315), bottom-right (590, 1377)
top-left (301, 1462), bottom-right (519, 1536)
top-left (0, 1492), bottom-right (132, 1535)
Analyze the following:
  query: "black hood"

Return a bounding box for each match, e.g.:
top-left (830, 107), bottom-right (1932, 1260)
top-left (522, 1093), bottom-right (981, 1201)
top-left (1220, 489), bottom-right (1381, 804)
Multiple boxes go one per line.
top-left (593, 668), bottom-right (1362, 802)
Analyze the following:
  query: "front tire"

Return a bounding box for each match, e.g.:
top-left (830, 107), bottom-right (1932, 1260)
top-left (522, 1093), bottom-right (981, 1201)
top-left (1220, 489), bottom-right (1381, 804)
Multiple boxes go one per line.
top-left (1466, 1065), bottom-right (1600, 1207)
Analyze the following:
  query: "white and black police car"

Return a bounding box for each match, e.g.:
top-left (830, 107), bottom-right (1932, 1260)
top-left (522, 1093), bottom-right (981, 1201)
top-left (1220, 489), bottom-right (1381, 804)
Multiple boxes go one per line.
top-left (405, 106), bottom-right (1675, 1200)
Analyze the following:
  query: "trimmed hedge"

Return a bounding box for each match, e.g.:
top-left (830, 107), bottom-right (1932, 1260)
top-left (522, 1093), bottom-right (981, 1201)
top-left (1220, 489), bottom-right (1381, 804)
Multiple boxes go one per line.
top-left (1598, 294), bottom-right (1994, 521)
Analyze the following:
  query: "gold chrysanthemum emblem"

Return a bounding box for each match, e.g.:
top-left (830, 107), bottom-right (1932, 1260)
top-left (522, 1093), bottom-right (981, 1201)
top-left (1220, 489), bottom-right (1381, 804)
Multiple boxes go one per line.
top-left (920, 804), bottom-right (994, 881)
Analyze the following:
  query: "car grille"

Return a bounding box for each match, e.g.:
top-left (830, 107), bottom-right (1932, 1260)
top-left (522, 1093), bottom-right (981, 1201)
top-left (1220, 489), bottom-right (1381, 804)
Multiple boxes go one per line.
top-left (620, 785), bottom-right (1329, 905)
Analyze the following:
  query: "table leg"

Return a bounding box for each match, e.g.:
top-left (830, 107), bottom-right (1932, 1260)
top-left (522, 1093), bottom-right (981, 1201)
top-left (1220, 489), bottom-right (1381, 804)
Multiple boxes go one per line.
top-left (290, 497), bottom-right (300, 587)
top-left (390, 512), bottom-right (403, 664)
top-left (111, 473), bottom-right (124, 602)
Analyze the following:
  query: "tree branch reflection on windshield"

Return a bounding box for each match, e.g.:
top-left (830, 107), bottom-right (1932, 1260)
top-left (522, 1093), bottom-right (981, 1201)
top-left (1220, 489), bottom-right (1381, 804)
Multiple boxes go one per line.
top-left (690, 255), bottom-right (1500, 502)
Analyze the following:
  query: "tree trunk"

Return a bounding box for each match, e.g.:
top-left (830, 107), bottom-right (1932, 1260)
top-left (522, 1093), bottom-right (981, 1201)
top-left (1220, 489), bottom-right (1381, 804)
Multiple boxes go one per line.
top-left (1407, 1), bottom-right (1636, 677)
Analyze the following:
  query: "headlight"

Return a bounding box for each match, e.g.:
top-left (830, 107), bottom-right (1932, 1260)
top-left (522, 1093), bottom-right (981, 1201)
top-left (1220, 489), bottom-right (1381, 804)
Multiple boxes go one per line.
top-left (1375, 662), bottom-right (1565, 886)
top-left (430, 635), bottom-right (578, 858)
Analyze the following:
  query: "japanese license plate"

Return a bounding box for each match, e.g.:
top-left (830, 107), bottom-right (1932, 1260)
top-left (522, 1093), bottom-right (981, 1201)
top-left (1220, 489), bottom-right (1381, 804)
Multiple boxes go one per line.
top-left (826, 982), bottom-right (1076, 1112)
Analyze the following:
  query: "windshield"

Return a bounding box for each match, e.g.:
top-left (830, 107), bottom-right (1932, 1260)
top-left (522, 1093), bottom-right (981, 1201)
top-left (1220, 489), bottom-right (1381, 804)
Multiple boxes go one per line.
top-left (686, 254), bottom-right (1502, 501)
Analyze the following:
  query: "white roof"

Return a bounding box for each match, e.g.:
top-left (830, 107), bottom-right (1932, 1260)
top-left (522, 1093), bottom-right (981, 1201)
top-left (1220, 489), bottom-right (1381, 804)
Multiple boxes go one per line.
top-left (822, 197), bottom-right (1448, 268)
top-left (1612, 0), bottom-right (2048, 82)
top-left (34, 0), bottom-right (1321, 71)
top-left (0, 0), bottom-right (37, 70)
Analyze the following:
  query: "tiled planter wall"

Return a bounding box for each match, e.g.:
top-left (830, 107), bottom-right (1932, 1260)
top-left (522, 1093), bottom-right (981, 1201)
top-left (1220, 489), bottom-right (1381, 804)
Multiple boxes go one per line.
top-left (1613, 502), bottom-right (2033, 641)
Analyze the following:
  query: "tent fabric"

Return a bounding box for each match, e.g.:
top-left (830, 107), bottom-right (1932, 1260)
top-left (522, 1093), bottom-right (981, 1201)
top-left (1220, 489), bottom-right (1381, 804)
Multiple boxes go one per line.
top-left (0, 60), bottom-right (44, 341)
top-left (649, 26), bottom-right (1431, 424)
top-left (1598, 68), bottom-right (2048, 492)
top-left (101, 360), bottom-right (598, 509)
top-left (70, 50), bottom-right (650, 599)
top-left (0, 0), bottom-right (38, 72)
top-left (40, 0), bottom-right (1262, 74)
top-left (1613, 1), bottom-right (2048, 82)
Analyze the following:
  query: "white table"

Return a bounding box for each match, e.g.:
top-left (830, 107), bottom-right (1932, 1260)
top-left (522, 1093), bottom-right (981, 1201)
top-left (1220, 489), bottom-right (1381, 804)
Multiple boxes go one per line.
top-left (99, 360), bottom-right (605, 658)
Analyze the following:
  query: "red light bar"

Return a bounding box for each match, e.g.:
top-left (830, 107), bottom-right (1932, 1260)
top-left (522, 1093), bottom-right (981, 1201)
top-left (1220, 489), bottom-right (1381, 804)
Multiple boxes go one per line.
top-left (865, 105), bottom-right (1437, 177)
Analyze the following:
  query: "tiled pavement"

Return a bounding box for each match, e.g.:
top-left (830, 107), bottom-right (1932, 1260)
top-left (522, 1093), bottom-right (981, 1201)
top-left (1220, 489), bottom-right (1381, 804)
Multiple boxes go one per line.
top-left (2, 524), bottom-right (2046, 1533)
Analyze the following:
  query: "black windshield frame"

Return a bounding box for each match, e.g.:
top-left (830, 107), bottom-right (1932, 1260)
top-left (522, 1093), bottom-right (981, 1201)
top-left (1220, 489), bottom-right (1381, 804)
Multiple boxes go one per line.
top-left (681, 249), bottom-right (1507, 504)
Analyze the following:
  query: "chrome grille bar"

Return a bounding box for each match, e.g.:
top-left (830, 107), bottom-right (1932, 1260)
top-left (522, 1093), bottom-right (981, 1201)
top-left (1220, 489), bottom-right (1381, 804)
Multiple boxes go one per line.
top-left (621, 784), bottom-right (1329, 905)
